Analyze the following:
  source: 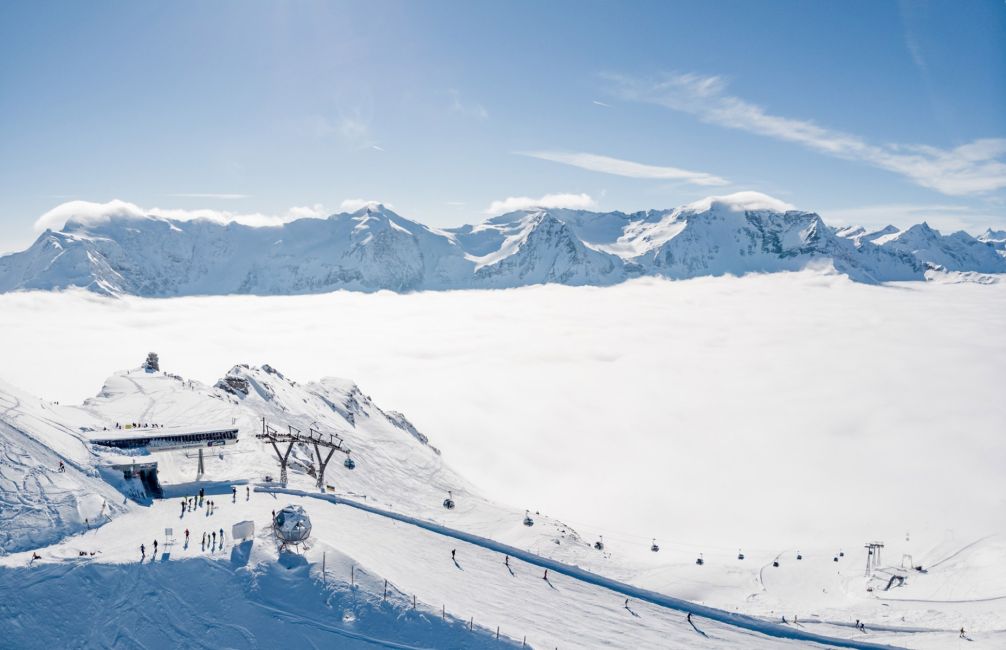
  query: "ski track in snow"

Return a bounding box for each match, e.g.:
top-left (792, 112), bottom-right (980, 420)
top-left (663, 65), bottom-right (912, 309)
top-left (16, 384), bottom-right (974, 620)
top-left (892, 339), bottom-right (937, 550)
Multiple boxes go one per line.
top-left (266, 486), bottom-right (903, 650)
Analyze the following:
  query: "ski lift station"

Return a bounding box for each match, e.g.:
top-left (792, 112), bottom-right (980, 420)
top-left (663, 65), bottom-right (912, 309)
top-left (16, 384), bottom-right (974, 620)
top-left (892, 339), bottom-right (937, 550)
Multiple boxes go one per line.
top-left (90, 424), bottom-right (239, 450)
top-left (90, 424), bottom-right (240, 497)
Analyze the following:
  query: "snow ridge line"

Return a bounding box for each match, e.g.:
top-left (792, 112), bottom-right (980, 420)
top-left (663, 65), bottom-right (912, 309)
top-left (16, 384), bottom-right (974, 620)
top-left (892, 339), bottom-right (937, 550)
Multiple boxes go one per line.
top-left (260, 487), bottom-right (904, 650)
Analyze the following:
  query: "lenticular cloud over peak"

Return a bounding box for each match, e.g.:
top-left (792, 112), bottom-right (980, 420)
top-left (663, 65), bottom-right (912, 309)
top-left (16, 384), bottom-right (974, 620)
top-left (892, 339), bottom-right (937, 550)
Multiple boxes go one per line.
top-left (683, 191), bottom-right (796, 213)
top-left (32, 199), bottom-right (332, 232)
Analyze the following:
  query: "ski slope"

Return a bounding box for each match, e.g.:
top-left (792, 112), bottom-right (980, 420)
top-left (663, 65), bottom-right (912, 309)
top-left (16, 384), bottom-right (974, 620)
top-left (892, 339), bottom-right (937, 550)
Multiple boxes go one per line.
top-left (1, 363), bottom-right (1003, 648)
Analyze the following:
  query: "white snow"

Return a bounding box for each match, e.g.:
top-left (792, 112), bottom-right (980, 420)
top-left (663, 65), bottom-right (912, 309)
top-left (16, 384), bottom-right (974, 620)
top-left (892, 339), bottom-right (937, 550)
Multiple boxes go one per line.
top-left (5, 196), bottom-right (1005, 295)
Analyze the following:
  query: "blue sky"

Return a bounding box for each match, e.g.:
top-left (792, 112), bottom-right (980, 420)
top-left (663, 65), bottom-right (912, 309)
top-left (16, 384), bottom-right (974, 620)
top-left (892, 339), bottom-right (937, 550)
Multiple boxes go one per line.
top-left (1, 0), bottom-right (1004, 251)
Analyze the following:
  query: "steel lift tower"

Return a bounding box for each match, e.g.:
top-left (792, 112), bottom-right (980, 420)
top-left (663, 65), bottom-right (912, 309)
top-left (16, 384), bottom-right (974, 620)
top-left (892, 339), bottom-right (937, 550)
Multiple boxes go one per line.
top-left (256, 418), bottom-right (351, 490)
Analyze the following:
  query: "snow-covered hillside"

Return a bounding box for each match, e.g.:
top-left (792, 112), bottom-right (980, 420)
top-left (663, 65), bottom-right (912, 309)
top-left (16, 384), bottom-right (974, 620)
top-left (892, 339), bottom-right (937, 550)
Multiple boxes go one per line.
top-left (1, 360), bottom-right (1004, 649)
top-left (2, 194), bottom-right (1002, 296)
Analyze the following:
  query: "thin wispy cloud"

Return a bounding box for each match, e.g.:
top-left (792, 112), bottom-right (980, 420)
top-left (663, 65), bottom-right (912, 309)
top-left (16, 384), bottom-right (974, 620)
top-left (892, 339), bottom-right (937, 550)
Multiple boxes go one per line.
top-left (605, 72), bottom-right (1006, 196)
top-left (449, 89), bottom-right (489, 120)
top-left (592, 100), bottom-right (611, 108)
top-left (484, 192), bottom-right (595, 215)
top-left (519, 150), bottom-right (729, 186)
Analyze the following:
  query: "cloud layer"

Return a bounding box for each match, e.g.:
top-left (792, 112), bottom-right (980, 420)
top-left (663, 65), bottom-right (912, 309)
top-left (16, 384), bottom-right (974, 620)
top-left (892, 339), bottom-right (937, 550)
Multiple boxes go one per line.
top-left (33, 200), bottom-right (329, 232)
top-left (484, 193), bottom-right (596, 215)
top-left (606, 72), bottom-right (1006, 196)
top-left (519, 151), bottom-right (729, 186)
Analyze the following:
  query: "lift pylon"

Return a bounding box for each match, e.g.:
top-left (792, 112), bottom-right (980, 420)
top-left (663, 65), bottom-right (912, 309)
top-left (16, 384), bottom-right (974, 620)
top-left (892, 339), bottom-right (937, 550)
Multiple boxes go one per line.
top-left (256, 418), bottom-right (351, 489)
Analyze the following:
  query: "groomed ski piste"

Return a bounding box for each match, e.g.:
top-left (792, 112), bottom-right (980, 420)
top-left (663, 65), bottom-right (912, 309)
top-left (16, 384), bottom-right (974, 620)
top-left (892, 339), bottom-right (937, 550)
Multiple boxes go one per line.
top-left (1, 363), bottom-right (1003, 649)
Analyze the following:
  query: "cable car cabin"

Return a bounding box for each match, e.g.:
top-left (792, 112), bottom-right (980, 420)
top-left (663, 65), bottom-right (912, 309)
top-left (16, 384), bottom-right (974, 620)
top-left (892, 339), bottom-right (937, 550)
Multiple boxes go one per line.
top-left (737, 552), bottom-right (745, 560)
top-left (343, 456), bottom-right (356, 470)
top-left (90, 425), bottom-right (239, 452)
top-left (594, 536), bottom-right (604, 551)
top-left (833, 556), bottom-right (839, 562)
top-left (443, 491), bottom-right (455, 510)
top-left (651, 540), bottom-right (660, 552)
top-left (523, 511), bottom-right (534, 527)
top-left (772, 560), bottom-right (780, 567)
top-left (695, 555), bottom-right (704, 566)
top-left (796, 552), bottom-right (803, 560)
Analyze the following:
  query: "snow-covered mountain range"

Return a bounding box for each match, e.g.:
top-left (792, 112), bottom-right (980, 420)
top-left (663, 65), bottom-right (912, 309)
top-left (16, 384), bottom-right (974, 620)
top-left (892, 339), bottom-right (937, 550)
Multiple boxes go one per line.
top-left (2, 193), bottom-right (1003, 296)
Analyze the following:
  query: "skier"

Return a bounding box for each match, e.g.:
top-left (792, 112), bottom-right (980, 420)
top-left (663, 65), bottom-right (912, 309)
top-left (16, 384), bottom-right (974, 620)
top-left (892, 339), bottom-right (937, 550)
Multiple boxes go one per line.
top-left (504, 555), bottom-right (510, 568)
top-left (219, 528), bottom-right (224, 543)
top-left (624, 598), bottom-right (629, 608)
top-left (781, 615), bottom-right (788, 624)
top-left (31, 552), bottom-right (42, 564)
top-left (451, 549), bottom-right (456, 561)
top-left (543, 569), bottom-right (549, 581)
top-left (246, 486), bottom-right (250, 500)
top-left (687, 612), bottom-right (692, 624)
top-left (153, 539), bottom-right (158, 554)
top-left (960, 627), bottom-right (967, 639)
top-left (58, 461), bottom-right (64, 472)
top-left (232, 486), bottom-right (237, 501)
top-left (202, 532), bottom-right (206, 545)
top-left (212, 531), bottom-right (216, 545)
top-left (181, 499), bottom-right (187, 515)
top-left (184, 529), bottom-right (190, 542)
top-left (140, 544), bottom-right (145, 559)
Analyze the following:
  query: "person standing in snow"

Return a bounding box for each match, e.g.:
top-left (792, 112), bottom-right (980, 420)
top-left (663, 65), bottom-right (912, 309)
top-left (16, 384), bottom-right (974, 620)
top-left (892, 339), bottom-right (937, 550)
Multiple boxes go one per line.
top-left (543, 569), bottom-right (549, 581)
top-left (219, 528), bottom-right (224, 544)
top-left (211, 531), bottom-right (216, 546)
top-left (504, 555), bottom-right (510, 568)
top-left (153, 539), bottom-right (158, 554)
top-left (246, 486), bottom-right (250, 500)
top-left (184, 529), bottom-right (190, 543)
top-left (960, 627), bottom-right (967, 639)
top-left (140, 544), bottom-right (145, 559)
top-left (58, 461), bottom-right (64, 472)
top-left (232, 487), bottom-right (237, 502)
top-left (451, 549), bottom-right (456, 561)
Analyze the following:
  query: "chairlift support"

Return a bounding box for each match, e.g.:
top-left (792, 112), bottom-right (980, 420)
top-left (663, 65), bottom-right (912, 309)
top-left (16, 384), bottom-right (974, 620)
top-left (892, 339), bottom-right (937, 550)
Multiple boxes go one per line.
top-left (255, 418), bottom-right (351, 490)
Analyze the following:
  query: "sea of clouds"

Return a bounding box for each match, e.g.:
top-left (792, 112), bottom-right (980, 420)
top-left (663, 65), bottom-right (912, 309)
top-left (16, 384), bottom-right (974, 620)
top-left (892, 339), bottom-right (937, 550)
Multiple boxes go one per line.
top-left (1, 273), bottom-right (1003, 553)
